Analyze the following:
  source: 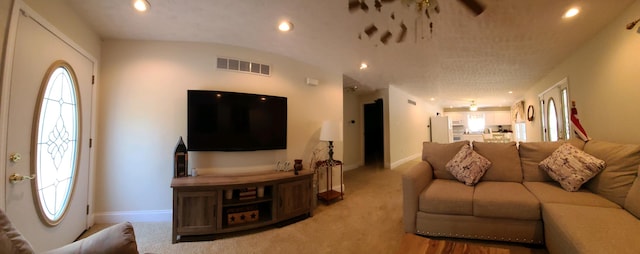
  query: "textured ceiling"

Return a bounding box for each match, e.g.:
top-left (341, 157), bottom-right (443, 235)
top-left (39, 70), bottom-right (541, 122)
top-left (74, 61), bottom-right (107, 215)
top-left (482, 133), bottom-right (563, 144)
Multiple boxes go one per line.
top-left (66, 0), bottom-right (634, 108)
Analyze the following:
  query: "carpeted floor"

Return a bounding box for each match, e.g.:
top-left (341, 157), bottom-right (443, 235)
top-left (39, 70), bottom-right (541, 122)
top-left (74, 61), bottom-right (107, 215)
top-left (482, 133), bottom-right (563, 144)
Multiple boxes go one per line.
top-left (84, 160), bottom-right (547, 253)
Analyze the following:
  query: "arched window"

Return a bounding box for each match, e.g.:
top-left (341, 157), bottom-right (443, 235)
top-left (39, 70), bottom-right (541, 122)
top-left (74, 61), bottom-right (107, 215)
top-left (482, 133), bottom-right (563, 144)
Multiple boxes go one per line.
top-left (32, 61), bottom-right (81, 226)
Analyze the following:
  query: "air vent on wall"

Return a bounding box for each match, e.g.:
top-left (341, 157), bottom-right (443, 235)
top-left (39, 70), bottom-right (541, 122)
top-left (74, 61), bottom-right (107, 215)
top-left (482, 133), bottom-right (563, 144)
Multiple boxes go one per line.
top-left (217, 57), bottom-right (271, 76)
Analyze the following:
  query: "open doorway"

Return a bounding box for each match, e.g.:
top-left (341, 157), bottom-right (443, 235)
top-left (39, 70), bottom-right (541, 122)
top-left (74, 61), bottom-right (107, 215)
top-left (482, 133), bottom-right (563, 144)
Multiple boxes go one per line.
top-left (364, 99), bottom-right (384, 167)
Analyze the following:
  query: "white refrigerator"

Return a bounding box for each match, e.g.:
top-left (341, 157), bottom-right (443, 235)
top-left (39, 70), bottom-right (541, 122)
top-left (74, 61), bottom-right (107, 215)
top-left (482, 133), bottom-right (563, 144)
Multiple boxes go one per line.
top-left (430, 116), bottom-right (453, 143)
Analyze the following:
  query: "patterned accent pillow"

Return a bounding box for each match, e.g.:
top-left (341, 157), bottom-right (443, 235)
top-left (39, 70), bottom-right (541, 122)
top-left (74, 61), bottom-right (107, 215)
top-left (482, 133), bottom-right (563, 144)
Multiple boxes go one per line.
top-left (445, 144), bottom-right (492, 186)
top-left (539, 143), bottom-right (606, 191)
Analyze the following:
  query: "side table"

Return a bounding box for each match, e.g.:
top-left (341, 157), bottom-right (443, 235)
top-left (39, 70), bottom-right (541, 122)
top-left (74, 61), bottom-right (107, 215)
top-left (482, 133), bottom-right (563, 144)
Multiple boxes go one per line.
top-left (315, 159), bottom-right (343, 204)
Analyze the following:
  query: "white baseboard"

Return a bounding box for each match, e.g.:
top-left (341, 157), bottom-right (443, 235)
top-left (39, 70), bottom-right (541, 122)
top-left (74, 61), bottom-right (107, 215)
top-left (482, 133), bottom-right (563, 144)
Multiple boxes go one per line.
top-left (343, 164), bottom-right (361, 171)
top-left (93, 209), bottom-right (172, 224)
top-left (390, 153), bottom-right (421, 169)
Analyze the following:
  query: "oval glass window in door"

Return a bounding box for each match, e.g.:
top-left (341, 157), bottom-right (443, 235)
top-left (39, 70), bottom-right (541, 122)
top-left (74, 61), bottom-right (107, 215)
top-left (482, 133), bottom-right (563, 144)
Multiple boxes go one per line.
top-left (547, 98), bottom-right (559, 142)
top-left (32, 61), bottom-right (81, 226)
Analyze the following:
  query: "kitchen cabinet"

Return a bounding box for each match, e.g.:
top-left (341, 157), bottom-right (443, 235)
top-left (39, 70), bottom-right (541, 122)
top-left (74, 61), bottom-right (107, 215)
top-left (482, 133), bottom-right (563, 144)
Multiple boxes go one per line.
top-left (461, 134), bottom-right (484, 142)
top-left (485, 111), bottom-right (511, 126)
top-left (444, 112), bottom-right (466, 126)
top-left (495, 111), bottom-right (512, 125)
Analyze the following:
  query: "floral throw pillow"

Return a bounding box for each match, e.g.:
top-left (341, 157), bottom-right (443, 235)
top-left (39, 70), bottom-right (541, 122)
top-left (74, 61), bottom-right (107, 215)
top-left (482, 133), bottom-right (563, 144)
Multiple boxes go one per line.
top-left (539, 143), bottom-right (606, 191)
top-left (445, 144), bottom-right (492, 186)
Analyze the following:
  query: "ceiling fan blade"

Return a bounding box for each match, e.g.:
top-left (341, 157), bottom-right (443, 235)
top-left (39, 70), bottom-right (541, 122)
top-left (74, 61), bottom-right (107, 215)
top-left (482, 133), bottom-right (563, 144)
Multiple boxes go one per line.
top-left (458, 0), bottom-right (485, 16)
top-left (361, 1), bottom-right (369, 12)
top-left (380, 31), bottom-right (392, 44)
top-left (364, 24), bottom-right (379, 37)
top-left (348, 0), bottom-right (360, 12)
top-left (375, 0), bottom-right (382, 11)
top-left (396, 22), bottom-right (407, 43)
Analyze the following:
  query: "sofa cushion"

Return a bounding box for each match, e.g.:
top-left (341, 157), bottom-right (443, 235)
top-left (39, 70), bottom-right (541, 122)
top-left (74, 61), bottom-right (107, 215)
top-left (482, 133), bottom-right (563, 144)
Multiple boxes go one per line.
top-left (583, 140), bottom-right (640, 206)
top-left (543, 203), bottom-right (640, 254)
top-left (43, 222), bottom-right (138, 254)
top-left (473, 182), bottom-right (540, 220)
top-left (445, 144), bottom-right (491, 186)
top-left (519, 141), bottom-right (563, 182)
top-left (625, 166), bottom-right (640, 219)
top-left (539, 143), bottom-right (606, 191)
top-left (519, 139), bottom-right (588, 182)
top-left (0, 209), bottom-right (34, 254)
top-left (422, 141), bottom-right (468, 180)
top-left (523, 181), bottom-right (620, 208)
top-left (420, 179), bottom-right (473, 216)
top-left (566, 137), bottom-right (587, 150)
top-left (472, 142), bottom-right (523, 182)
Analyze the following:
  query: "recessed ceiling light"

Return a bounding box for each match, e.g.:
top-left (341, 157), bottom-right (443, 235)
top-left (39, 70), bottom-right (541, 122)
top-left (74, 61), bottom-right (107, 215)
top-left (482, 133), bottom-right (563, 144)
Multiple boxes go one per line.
top-left (508, 91), bottom-right (513, 94)
top-left (360, 63), bottom-right (368, 70)
top-left (278, 21), bottom-right (293, 32)
top-left (430, 98), bottom-right (435, 101)
top-left (133, 0), bottom-right (150, 12)
top-left (563, 7), bottom-right (580, 19)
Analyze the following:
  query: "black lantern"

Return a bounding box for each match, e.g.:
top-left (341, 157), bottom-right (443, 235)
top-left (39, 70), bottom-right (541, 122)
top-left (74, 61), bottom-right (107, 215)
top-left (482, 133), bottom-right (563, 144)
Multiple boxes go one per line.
top-left (174, 136), bottom-right (188, 177)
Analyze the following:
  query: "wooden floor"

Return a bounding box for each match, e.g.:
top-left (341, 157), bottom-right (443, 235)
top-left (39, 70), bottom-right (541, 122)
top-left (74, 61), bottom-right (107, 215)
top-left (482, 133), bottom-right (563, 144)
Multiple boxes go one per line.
top-left (396, 233), bottom-right (510, 254)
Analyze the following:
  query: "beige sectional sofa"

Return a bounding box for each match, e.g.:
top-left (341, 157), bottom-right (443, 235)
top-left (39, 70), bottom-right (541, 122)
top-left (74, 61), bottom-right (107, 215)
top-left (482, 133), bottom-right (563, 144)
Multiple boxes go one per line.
top-left (0, 208), bottom-right (138, 254)
top-left (402, 139), bottom-right (640, 253)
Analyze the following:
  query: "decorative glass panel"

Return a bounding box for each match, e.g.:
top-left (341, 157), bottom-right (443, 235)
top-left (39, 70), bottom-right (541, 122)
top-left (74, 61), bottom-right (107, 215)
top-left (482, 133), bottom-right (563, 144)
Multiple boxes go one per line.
top-left (514, 122), bottom-right (527, 142)
top-left (561, 88), bottom-right (570, 140)
top-left (33, 61), bottom-right (80, 225)
top-left (548, 99), bottom-right (559, 142)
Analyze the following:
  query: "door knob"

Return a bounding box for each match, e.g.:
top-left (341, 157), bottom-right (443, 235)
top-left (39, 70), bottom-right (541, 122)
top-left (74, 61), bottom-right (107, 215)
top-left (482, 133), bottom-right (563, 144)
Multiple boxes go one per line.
top-left (9, 173), bottom-right (35, 184)
top-left (9, 153), bottom-right (22, 162)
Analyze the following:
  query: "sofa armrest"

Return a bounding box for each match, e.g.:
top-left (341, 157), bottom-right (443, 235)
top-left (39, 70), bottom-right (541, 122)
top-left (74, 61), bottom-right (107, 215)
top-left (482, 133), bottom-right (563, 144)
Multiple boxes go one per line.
top-left (43, 222), bottom-right (138, 254)
top-left (402, 161), bottom-right (434, 233)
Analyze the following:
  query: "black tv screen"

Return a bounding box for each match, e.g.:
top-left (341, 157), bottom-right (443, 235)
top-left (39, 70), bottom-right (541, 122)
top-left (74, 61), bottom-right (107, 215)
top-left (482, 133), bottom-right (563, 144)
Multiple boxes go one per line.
top-left (187, 90), bottom-right (287, 151)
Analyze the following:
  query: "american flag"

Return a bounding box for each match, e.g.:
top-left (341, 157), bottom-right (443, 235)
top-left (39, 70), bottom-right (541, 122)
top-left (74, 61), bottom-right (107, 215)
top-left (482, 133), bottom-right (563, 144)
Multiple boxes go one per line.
top-left (571, 101), bottom-right (590, 141)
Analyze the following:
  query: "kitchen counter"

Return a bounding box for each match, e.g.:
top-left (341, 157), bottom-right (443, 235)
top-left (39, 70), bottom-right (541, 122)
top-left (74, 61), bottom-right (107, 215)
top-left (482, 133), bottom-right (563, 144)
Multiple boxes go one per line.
top-left (461, 134), bottom-right (484, 142)
top-left (460, 133), bottom-right (513, 143)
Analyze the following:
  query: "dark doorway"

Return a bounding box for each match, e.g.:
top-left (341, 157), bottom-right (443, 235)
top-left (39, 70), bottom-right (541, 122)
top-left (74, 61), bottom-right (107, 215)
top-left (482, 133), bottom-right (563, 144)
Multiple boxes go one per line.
top-left (364, 99), bottom-right (384, 167)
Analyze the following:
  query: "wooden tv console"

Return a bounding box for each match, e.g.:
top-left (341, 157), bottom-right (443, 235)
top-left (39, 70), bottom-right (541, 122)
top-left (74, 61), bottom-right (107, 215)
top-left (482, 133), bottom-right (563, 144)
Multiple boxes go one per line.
top-left (170, 170), bottom-right (313, 243)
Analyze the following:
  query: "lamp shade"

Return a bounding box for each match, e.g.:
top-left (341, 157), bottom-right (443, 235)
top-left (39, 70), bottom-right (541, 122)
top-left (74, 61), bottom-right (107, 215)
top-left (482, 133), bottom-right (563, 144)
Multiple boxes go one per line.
top-left (319, 121), bottom-right (343, 142)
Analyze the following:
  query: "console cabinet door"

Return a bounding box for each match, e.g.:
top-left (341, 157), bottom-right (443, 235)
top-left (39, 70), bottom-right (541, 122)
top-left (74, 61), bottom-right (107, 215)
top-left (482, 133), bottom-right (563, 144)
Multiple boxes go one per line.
top-left (175, 190), bottom-right (217, 235)
top-left (277, 179), bottom-right (311, 221)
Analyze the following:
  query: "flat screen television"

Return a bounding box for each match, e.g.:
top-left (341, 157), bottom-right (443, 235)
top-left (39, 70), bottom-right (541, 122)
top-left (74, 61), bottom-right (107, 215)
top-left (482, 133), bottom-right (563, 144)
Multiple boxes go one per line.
top-left (187, 90), bottom-right (287, 151)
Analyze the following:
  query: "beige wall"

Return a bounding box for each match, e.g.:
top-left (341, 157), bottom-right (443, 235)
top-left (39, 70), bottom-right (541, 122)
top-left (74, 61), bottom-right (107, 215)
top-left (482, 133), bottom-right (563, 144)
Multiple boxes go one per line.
top-left (97, 40), bottom-right (343, 212)
top-left (0, 0), bottom-right (10, 46)
top-left (388, 85), bottom-right (438, 168)
top-left (523, 0), bottom-right (640, 143)
top-left (350, 86), bottom-right (440, 169)
top-left (23, 0), bottom-right (100, 58)
top-left (342, 90), bottom-right (361, 170)
top-left (0, 0), bottom-right (11, 210)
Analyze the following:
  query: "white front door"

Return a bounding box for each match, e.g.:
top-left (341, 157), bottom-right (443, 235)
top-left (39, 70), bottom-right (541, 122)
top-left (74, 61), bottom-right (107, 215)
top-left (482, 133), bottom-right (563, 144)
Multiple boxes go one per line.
top-left (3, 5), bottom-right (94, 252)
top-left (539, 78), bottom-right (570, 142)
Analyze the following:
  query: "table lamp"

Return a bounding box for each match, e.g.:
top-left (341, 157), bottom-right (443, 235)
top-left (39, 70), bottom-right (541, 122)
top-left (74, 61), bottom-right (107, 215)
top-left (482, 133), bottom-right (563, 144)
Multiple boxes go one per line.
top-left (319, 121), bottom-right (343, 162)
